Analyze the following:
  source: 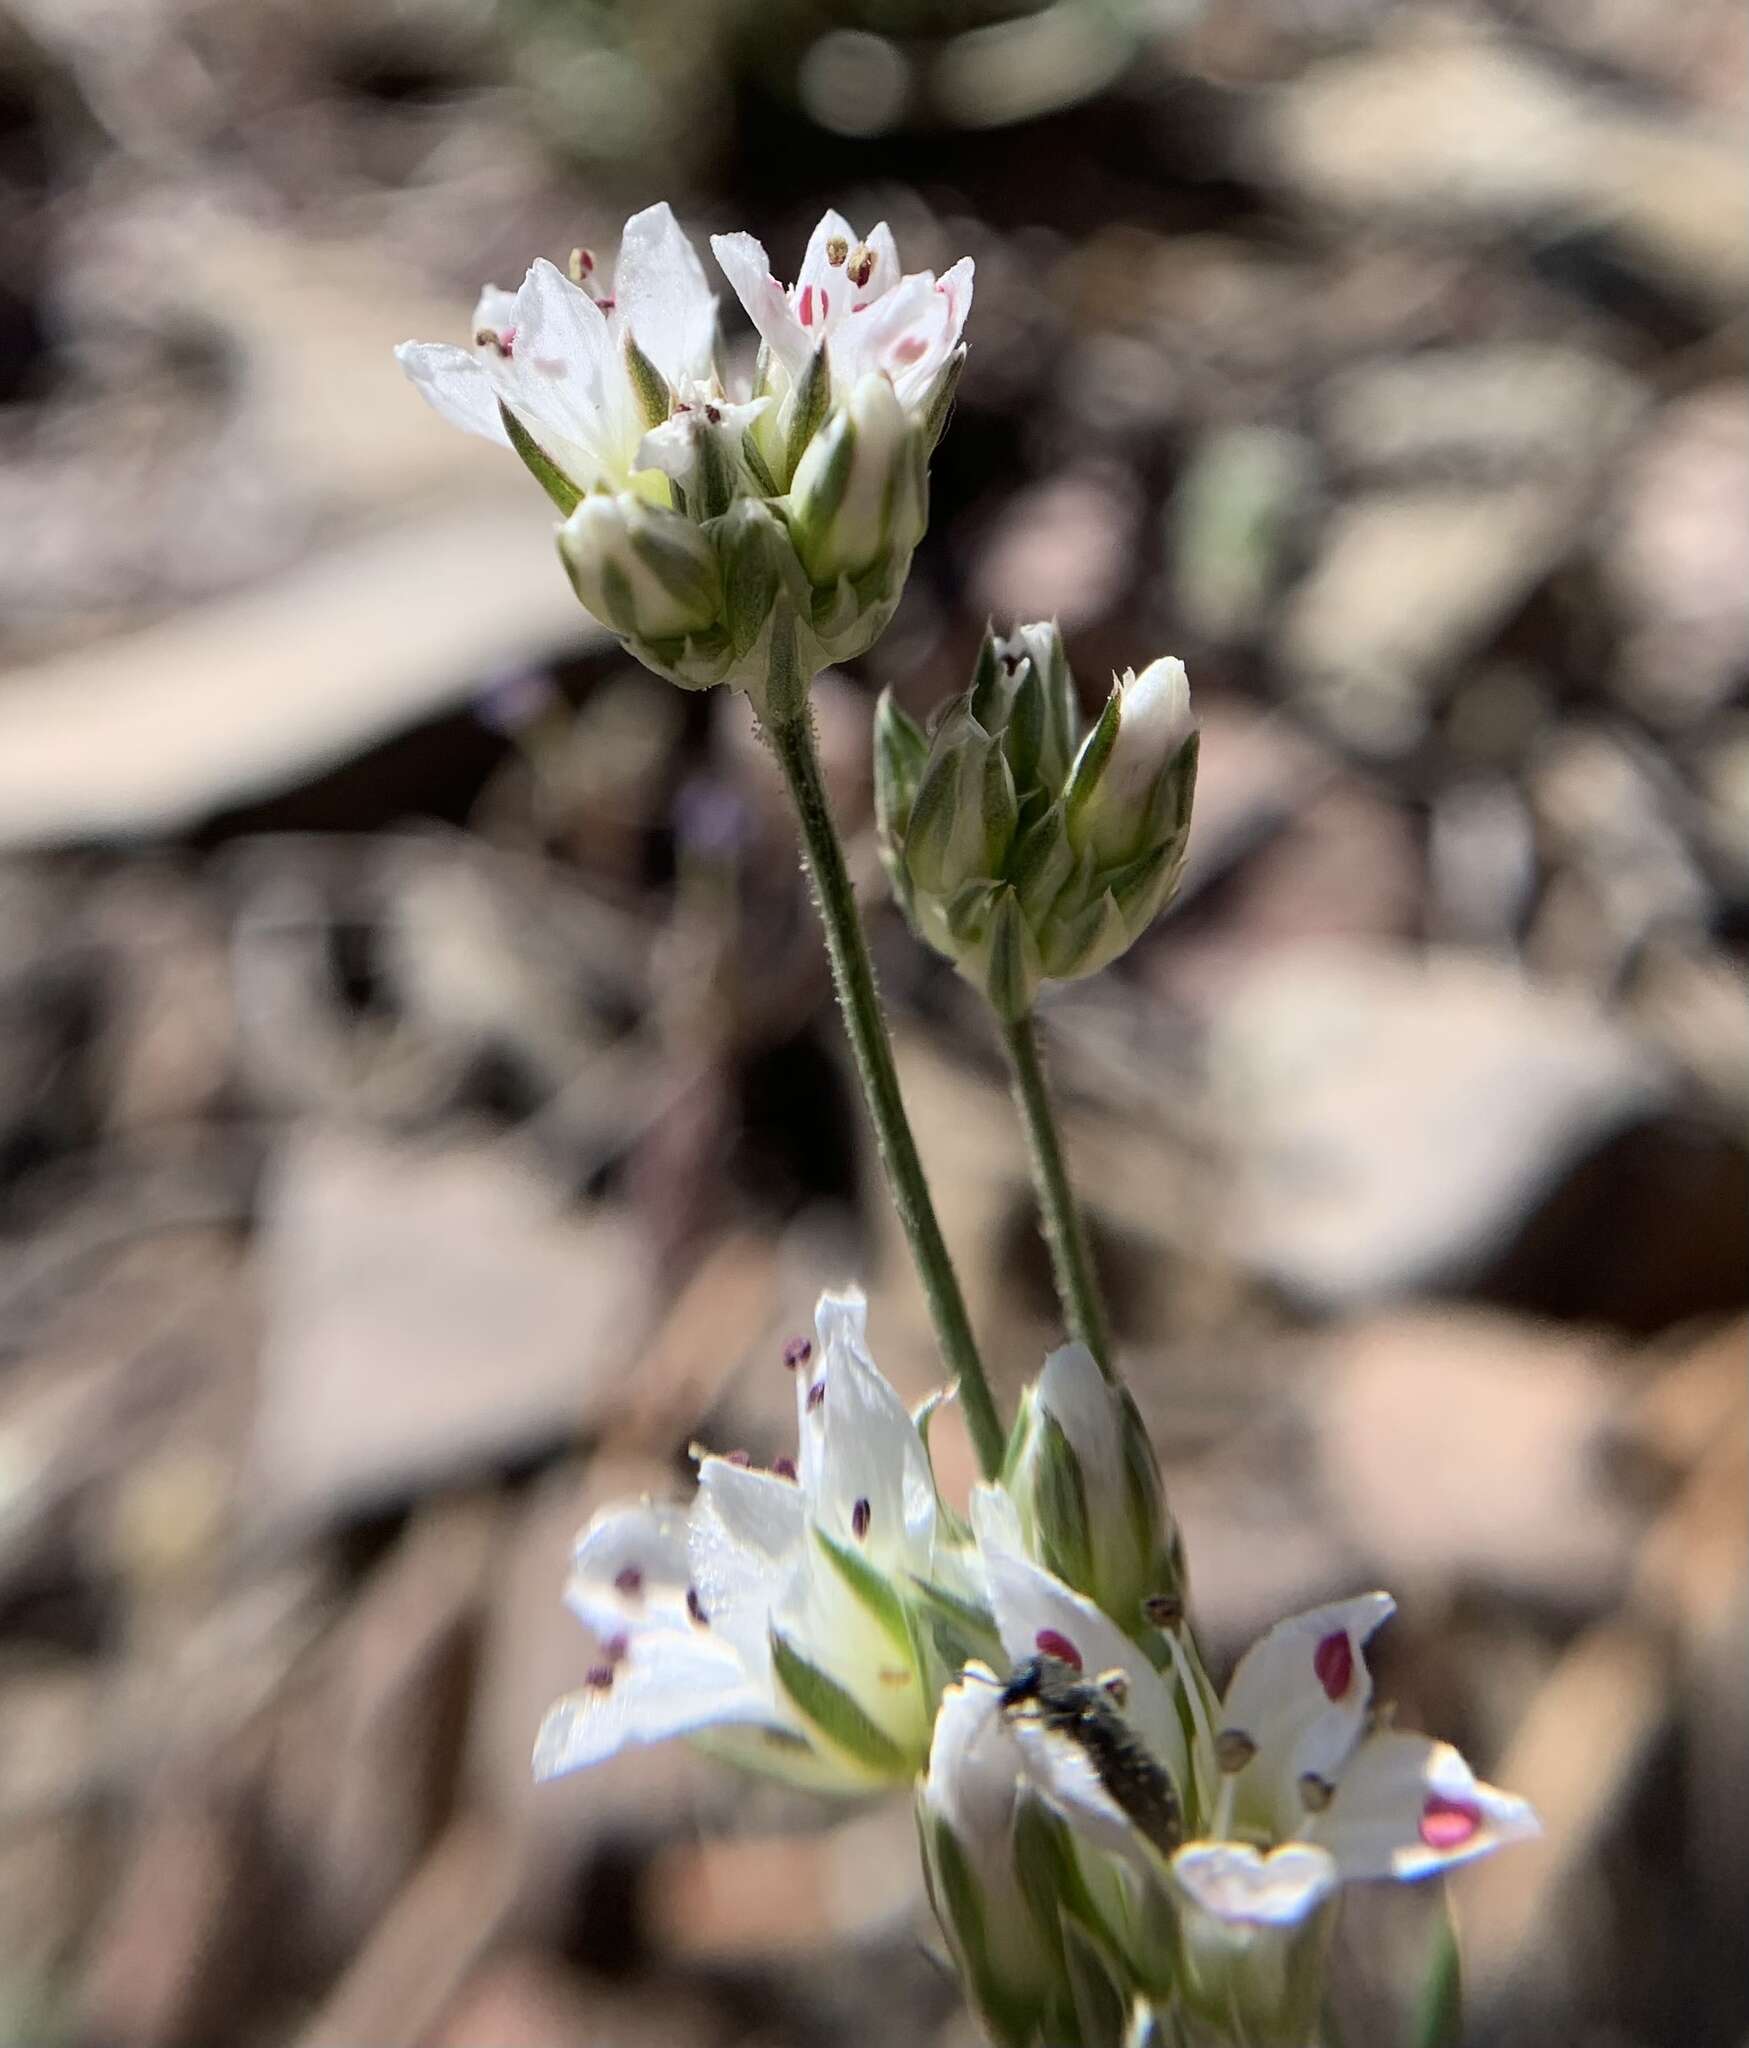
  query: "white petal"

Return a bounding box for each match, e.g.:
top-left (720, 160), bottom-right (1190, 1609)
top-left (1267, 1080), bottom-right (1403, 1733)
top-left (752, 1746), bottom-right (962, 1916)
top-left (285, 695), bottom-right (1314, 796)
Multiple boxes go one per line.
top-left (793, 209), bottom-right (859, 340)
top-left (923, 1664), bottom-right (1018, 1840)
top-left (470, 284), bottom-right (518, 334)
top-left (394, 341), bottom-right (512, 446)
top-left (687, 1477), bottom-right (798, 1675)
top-left (971, 1487), bottom-right (1187, 1788)
top-left (614, 201), bottom-right (717, 392)
top-left (503, 258), bottom-right (628, 484)
top-left (563, 1497), bottom-right (692, 1637)
top-left (712, 231), bottom-right (811, 377)
top-left (695, 1456), bottom-right (808, 1558)
top-left (1316, 1731), bottom-right (1540, 1883)
top-left (834, 271), bottom-right (949, 410)
top-left (793, 1289), bottom-right (933, 1558)
top-left (533, 1625), bottom-right (780, 1779)
top-left (1037, 1341), bottom-right (1122, 1493)
top-left (855, 222), bottom-right (902, 306)
top-left (1170, 1841), bottom-right (1337, 1929)
top-left (1008, 1714), bottom-right (1156, 1871)
top-left (1222, 1592), bottom-right (1395, 1837)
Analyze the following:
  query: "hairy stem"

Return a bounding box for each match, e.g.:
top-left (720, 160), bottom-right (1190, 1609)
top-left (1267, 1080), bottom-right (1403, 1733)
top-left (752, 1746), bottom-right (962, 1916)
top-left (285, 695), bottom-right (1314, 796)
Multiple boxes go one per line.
top-left (998, 1008), bottom-right (1114, 1376)
top-left (767, 705), bottom-right (1005, 1478)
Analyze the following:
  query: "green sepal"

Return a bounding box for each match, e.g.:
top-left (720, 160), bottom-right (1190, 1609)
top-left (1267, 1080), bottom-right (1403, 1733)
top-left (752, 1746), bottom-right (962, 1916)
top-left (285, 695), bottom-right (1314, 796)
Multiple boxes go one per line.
top-left (1063, 684), bottom-right (1123, 836)
top-left (985, 886), bottom-right (1039, 1022)
top-left (768, 1628), bottom-right (908, 1778)
top-left (1031, 1408), bottom-right (1096, 1594)
top-left (783, 342), bottom-right (832, 486)
top-left (499, 401), bottom-right (582, 515)
top-left (874, 689), bottom-right (930, 845)
top-left (813, 1526), bottom-right (912, 1655)
top-left (906, 1572), bottom-right (1001, 1665)
top-left (622, 330), bottom-right (671, 432)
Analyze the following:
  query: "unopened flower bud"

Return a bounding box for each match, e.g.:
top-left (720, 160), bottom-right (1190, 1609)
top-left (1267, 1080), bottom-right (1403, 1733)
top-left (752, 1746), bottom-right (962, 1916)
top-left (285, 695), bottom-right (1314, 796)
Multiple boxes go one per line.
top-left (787, 371), bottom-right (925, 589)
top-left (1002, 1342), bottom-right (1184, 1634)
top-left (559, 492), bottom-right (721, 644)
top-left (1169, 1842), bottom-right (1339, 2048)
top-left (918, 1671), bottom-right (1076, 2048)
top-left (1065, 658), bottom-right (1198, 872)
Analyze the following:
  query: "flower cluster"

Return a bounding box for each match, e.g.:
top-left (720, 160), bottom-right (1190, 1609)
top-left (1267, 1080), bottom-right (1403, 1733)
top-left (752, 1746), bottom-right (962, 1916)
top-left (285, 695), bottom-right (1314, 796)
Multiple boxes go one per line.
top-left (538, 1295), bottom-right (1538, 2047)
top-left (397, 206), bottom-right (969, 717)
top-left (875, 623), bottom-right (1199, 1017)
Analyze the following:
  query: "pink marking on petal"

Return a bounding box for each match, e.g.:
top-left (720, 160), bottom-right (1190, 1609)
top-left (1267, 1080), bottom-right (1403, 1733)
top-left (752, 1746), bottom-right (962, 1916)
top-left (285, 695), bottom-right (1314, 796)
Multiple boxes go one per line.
top-left (891, 335), bottom-right (927, 366)
top-left (1314, 1630), bottom-right (1354, 1702)
top-left (725, 1450), bottom-right (752, 1468)
top-left (798, 285), bottom-right (816, 327)
top-left (806, 1379), bottom-right (826, 1412)
top-left (602, 1631), bottom-right (630, 1665)
top-left (612, 1565), bottom-right (643, 1598)
top-left (773, 1456), bottom-right (797, 1482)
top-left (1035, 1629), bottom-right (1082, 1672)
top-left (1419, 1794), bottom-right (1483, 1851)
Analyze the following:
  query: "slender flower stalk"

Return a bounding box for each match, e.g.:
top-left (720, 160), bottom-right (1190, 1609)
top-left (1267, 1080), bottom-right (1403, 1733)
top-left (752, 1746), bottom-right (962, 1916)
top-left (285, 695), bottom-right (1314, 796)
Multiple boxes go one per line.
top-left (764, 672), bottom-right (1005, 1481)
top-left (1000, 1007), bottom-right (1115, 1376)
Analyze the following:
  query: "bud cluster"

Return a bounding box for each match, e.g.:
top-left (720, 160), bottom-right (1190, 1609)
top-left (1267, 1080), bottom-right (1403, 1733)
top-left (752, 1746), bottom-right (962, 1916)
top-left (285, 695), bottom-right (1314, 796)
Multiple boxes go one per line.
top-left (875, 623), bottom-right (1199, 1018)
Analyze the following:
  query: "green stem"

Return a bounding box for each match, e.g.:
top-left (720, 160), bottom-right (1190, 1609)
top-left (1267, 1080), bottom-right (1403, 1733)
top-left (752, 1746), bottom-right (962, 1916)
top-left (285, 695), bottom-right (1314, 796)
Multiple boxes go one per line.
top-left (767, 706), bottom-right (1006, 1479)
top-left (998, 1008), bottom-right (1114, 1377)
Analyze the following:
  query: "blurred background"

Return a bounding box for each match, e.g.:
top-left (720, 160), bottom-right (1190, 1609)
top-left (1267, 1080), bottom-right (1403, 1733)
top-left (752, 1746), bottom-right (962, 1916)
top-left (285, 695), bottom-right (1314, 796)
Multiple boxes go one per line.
top-left (0, 0), bottom-right (1744, 2044)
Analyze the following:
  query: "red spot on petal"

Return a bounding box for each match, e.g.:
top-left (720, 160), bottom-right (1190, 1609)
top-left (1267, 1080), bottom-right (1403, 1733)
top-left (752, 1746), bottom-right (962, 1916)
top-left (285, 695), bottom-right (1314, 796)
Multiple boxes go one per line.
top-left (612, 1565), bottom-right (643, 1598)
top-left (892, 336), bottom-right (927, 365)
top-left (806, 1379), bottom-right (826, 1412)
top-left (1419, 1794), bottom-right (1483, 1852)
top-left (1035, 1629), bottom-right (1082, 1672)
top-left (1314, 1630), bottom-right (1354, 1701)
top-left (798, 285), bottom-right (816, 327)
top-left (602, 1631), bottom-right (630, 1665)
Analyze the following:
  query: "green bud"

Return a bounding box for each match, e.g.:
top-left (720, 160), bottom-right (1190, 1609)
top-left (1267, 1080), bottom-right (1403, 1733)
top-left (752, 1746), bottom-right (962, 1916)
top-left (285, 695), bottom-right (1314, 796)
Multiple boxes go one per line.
top-left (788, 371), bottom-right (924, 588)
top-left (1002, 1343), bottom-right (1183, 1635)
top-left (1065, 659), bottom-right (1197, 871)
top-left (920, 1674), bottom-right (1079, 2047)
top-left (558, 492), bottom-right (722, 644)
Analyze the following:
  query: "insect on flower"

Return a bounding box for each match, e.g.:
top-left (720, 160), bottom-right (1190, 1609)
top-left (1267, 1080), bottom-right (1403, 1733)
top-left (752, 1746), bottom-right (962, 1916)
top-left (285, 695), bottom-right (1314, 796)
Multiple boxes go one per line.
top-left (998, 1653), bottom-right (1185, 1859)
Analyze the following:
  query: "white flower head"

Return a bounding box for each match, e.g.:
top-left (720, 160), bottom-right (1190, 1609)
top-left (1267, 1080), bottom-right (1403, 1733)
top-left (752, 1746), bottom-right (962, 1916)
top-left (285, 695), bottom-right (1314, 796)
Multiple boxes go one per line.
top-left (396, 203), bottom-right (718, 504)
top-left (710, 209), bottom-right (973, 426)
top-left (966, 1495), bottom-right (1538, 2011)
top-left (535, 1288), bottom-right (975, 1792)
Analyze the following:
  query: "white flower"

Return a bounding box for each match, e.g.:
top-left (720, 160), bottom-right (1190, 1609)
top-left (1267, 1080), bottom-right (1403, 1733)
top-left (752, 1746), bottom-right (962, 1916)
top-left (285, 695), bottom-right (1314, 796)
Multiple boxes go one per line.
top-left (396, 203), bottom-right (718, 505)
top-left (534, 1290), bottom-right (977, 1791)
top-left (710, 209), bottom-right (973, 430)
top-left (970, 1497), bottom-right (1537, 1948)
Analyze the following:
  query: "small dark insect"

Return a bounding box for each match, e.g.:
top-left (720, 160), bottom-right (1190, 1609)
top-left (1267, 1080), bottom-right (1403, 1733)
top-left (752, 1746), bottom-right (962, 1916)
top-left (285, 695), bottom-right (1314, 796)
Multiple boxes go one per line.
top-left (999, 1655), bottom-right (1184, 1857)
